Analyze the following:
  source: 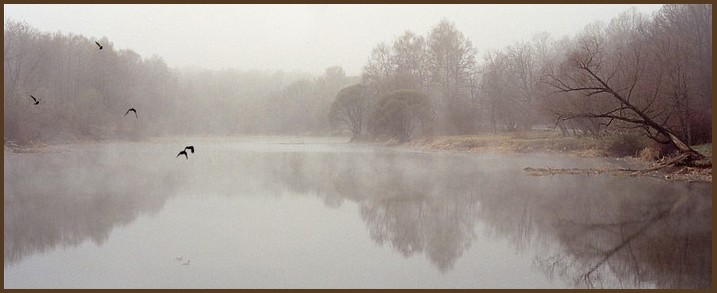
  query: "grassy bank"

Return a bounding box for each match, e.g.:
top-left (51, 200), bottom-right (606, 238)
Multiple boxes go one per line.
top-left (403, 131), bottom-right (619, 157)
top-left (401, 131), bottom-right (711, 161)
top-left (390, 130), bottom-right (712, 182)
top-left (692, 143), bottom-right (712, 158)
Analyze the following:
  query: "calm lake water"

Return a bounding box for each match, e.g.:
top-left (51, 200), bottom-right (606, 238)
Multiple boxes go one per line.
top-left (4, 137), bottom-right (711, 288)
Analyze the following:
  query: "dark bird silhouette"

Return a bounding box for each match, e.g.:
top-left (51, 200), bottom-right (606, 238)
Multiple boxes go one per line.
top-left (30, 95), bottom-right (40, 105)
top-left (175, 256), bottom-right (183, 261)
top-left (184, 146), bottom-right (194, 153)
top-left (176, 150), bottom-right (188, 159)
top-left (182, 260), bottom-right (190, 265)
top-left (124, 108), bottom-right (138, 118)
top-left (95, 41), bottom-right (103, 50)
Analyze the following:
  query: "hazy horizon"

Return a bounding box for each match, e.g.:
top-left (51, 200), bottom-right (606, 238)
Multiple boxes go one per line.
top-left (4, 4), bottom-right (664, 76)
top-left (5, 4), bottom-right (712, 289)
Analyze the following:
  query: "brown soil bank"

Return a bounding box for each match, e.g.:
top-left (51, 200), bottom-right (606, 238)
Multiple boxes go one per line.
top-left (385, 131), bottom-right (712, 183)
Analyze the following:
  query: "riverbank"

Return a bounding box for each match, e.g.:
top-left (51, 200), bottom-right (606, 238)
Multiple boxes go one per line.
top-left (404, 131), bottom-right (608, 157)
top-left (5, 133), bottom-right (711, 183)
top-left (370, 131), bottom-right (712, 183)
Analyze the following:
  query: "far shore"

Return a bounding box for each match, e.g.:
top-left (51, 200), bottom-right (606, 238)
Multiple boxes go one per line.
top-left (5, 132), bottom-right (711, 183)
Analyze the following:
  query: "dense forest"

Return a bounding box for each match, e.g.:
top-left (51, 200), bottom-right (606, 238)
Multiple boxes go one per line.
top-left (4, 21), bottom-right (357, 143)
top-left (4, 4), bottom-right (711, 157)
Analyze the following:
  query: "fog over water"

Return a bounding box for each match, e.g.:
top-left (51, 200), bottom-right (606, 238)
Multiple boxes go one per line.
top-left (4, 138), bottom-right (711, 288)
top-left (4, 4), bottom-right (711, 289)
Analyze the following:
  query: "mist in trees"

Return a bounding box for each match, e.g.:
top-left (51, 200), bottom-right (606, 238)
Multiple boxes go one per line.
top-left (544, 5), bottom-right (712, 157)
top-left (369, 90), bottom-right (432, 142)
top-left (4, 19), bottom-right (356, 144)
top-left (5, 4), bottom-right (711, 153)
top-left (329, 5), bottom-right (710, 156)
top-left (357, 21), bottom-right (478, 136)
top-left (328, 84), bottom-right (370, 140)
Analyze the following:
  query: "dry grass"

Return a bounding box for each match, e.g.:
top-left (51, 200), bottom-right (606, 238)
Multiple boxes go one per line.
top-left (404, 131), bottom-right (712, 183)
top-left (639, 147), bottom-right (661, 162)
top-left (692, 143), bottom-right (712, 158)
top-left (408, 131), bottom-right (609, 157)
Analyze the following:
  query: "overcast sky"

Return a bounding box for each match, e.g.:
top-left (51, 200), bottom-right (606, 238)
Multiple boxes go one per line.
top-left (4, 4), bottom-right (664, 76)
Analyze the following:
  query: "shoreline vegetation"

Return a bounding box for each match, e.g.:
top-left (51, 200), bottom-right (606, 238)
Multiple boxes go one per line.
top-left (5, 5), bottom-right (711, 185)
top-left (7, 130), bottom-right (711, 183)
top-left (4, 130), bottom-right (712, 182)
top-left (4, 131), bottom-right (712, 183)
top-left (354, 130), bottom-right (712, 183)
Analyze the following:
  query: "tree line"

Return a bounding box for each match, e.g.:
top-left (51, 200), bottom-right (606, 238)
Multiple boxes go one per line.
top-left (5, 4), bottom-right (711, 158)
top-left (4, 19), bottom-right (357, 144)
top-left (330, 4), bottom-right (711, 158)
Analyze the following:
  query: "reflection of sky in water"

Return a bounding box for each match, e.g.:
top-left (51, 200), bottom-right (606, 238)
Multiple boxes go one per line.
top-left (3, 137), bottom-right (711, 288)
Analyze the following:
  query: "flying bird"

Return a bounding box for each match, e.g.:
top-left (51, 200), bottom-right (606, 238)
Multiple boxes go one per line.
top-left (184, 146), bottom-right (194, 153)
top-left (30, 95), bottom-right (40, 105)
top-left (124, 108), bottom-right (138, 118)
top-left (182, 260), bottom-right (190, 265)
top-left (175, 256), bottom-right (183, 261)
top-left (176, 150), bottom-right (188, 159)
top-left (95, 41), bottom-right (103, 50)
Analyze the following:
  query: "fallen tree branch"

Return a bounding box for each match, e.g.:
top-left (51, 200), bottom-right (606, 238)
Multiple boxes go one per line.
top-left (523, 154), bottom-right (712, 182)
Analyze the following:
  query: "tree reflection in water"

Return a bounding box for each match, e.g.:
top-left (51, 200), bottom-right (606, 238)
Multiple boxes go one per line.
top-left (5, 144), bottom-right (711, 288)
top-left (360, 194), bottom-right (477, 272)
top-left (532, 179), bottom-right (711, 288)
top-left (269, 151), bottom-right (482, 272)
top-left (265, 150), bottom-right (710, 288)
top-left (4, 149), bottom-right (183, 266)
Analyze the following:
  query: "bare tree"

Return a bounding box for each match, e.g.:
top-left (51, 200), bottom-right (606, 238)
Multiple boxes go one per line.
top-left (479, 51), bottom-right (515, 132)
top-left (479, 39), bottom-right (545, 133)
top-left (545, 20), bottom-right (704, 162)
top-left (648, 4), bottom-right (712, 146)
top-left (361, 42), bottom-right (395, 98)
top-left (391, 30), bottom-right (429, 91)
top-left (4, 20), bottom-right (50, 97)
top-left (426, 19), bottom-right (478, 133)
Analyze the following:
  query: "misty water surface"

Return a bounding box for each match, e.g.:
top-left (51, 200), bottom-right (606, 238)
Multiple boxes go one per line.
top-left (3, 137), bottom-right (711, 288)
